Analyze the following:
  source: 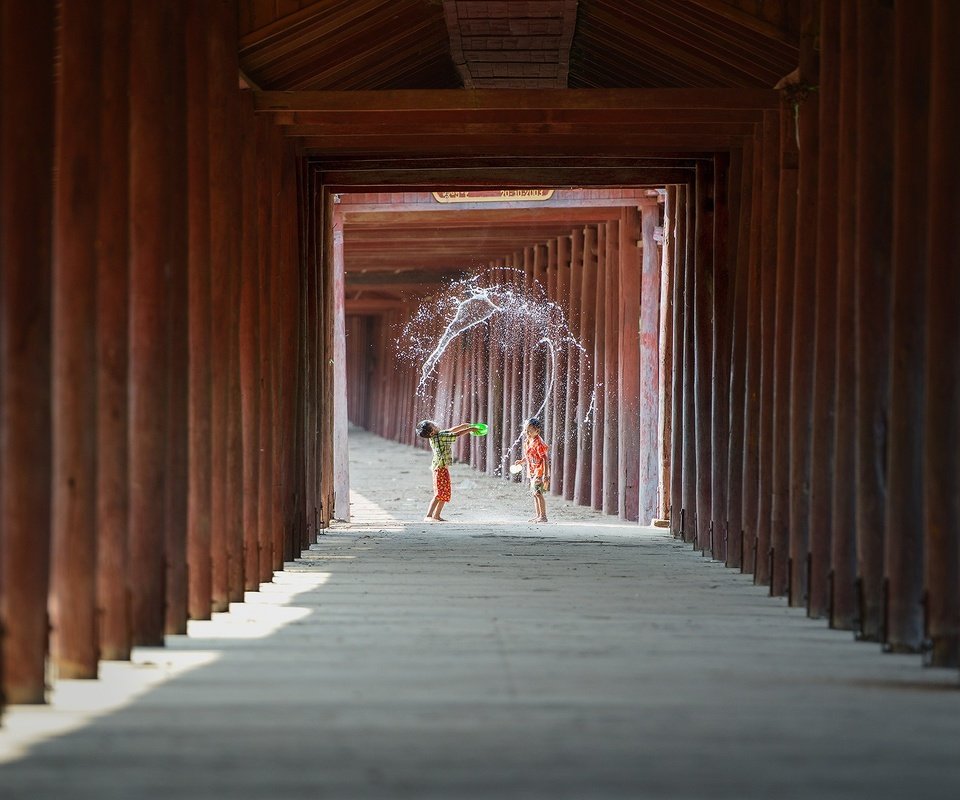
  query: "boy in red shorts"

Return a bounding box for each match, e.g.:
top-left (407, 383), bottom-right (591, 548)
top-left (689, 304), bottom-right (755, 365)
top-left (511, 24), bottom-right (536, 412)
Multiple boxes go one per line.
top-left (514, 417), bottom-right (550, 523)
top-left (416, 420), bottom-right (481, 522)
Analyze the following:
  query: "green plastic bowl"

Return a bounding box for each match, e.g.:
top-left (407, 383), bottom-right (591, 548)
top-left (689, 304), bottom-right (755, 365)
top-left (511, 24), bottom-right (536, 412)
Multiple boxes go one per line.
top-left (470, 422), bottom-right (489, 436)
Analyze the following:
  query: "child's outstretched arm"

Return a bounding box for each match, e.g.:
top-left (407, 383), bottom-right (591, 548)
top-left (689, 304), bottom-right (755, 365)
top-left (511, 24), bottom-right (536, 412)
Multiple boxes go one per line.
top-left (449, 422), bottom-right (481, 437)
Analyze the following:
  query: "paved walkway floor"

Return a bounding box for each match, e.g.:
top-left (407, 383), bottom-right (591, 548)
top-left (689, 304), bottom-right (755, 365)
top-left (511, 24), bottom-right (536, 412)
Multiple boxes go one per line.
top-left (1, 428), bottom-right (959, 799)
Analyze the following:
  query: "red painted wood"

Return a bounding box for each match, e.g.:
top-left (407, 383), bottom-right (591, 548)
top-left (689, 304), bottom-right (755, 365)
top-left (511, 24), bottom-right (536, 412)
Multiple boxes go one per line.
top-left (97, 0), bottom-right (133, 654)
top-left (618, 208), bottom-right (641, 522)
top-left (637, 204), bottom-right (660, 524)
top-left (574, 227), bottom-right (596, 506)
top-left (668, 186), bottom-right (687, 539)
top-left (591, 224), bottom-right (607, 512)
top-left (681, 182), bottom-right (698, 545)
top-left (657, 195), bottom-right (673, 524)
top-left (50, 0), bottom-right (103, 678)
top-left (550, 235), bottom-right (570, 495)
top-left (603, 220), bottom-right (620, 516)
top-left (854, 0), bottom-right (894, 640)
top-left (924, 0), bottom-right (960, 668)
top-left (807, 0), bottom-right (841, 619)
top-left (830, 0), bottom-right (859, 630)
top-left (563, 229), bottom-right (583, 501)
top-left (0, 0), bottom-right (55, 703)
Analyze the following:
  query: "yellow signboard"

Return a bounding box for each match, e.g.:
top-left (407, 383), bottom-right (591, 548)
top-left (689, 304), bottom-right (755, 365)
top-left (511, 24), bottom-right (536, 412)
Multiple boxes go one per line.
top-left (432, 189), bottom-right (555, 203)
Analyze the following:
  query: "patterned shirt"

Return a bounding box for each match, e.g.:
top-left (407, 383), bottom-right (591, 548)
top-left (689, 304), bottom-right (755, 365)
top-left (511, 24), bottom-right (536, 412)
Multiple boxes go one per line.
top-left (429, 430), bottom-right (458, 470)
top-left (523, 435), bottom-right (549, 478)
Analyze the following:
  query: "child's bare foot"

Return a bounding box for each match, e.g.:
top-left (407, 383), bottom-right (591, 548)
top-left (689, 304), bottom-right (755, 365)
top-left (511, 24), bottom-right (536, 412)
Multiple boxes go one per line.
top-left (527, 516), bottom-right (541, 522)
top-left (535, 517), bottom-right (548, 523)
top-left (423, 516), bottom-right (436, 522)
top-left (434, 516), bottom-right (447, 522)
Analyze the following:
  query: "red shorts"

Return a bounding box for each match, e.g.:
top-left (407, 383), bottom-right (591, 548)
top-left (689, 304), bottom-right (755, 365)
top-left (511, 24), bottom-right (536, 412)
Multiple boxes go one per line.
top-left (433, 467), bottom-right (451, 502)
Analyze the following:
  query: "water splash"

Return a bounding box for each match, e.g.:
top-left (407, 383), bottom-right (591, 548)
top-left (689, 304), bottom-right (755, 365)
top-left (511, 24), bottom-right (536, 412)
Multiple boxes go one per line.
top-left (396, 269), bottom-right (595, 471)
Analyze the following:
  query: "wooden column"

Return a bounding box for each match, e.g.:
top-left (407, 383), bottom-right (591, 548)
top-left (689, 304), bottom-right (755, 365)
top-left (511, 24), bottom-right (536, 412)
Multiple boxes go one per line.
top-left (625, 222), bottom-right (648, 517)
top-left (668, 186), bottom-right (687, 538)
top-left (740, 137), bottom-right (764, 573)
top-left (854, 0), bottom-right (894, 641)
top-left (727, 141), bottom-right (755, 568)
top-left (883, 0), bottom-right (930, 651)
top-left (657, 194), bottom-right (674, 525)
top-left (563, 230), bottom-right (583, 501)
top-left (128, 0), bottom-right (173, 645)
top-left (711, 152), bottom-right (733, 562)
top-left (332, 215), bottom-right (350, 520)
top-left (788, 0), bottom-right (820, 607)
top-left (830, 0), bottom-right (860, 630)
top-left (808, 0), bottom-right (841, 620)
top-left (681, 185), bottom-right (697, 544)
top-left (693, 160), bottom-right (715, 552)
top-left (755, 110), bottom-right (781, 583)
top-left (603, 219), bottom-right (620, 516)
top-left (551, 235), bottom-right (570, 495)
top-left (486, 263), bottom-right (504, 476)
top-left (97, 0), bottom-right (133, 655)
top-left (50, 0), bottom-right (103, 678)
top-left (770, 106), bottom-right (798, 594)
top-left (574, 227), bottom-right (597, 507)
top-left (163, 2), bottom-right (189, 635)
top-left (591, 225), bottom-right (607, 512)
top-left (923, 0), bottom-right (960, 668)
top-left (1, 0), bottom-right (55, 703)
top-left (240, 91), bottom-right (261, 588)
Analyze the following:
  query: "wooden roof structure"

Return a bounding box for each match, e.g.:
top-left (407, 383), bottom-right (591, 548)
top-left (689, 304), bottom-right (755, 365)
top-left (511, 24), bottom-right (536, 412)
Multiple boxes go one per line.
top-left (244, 0), bottom-right (798, 298)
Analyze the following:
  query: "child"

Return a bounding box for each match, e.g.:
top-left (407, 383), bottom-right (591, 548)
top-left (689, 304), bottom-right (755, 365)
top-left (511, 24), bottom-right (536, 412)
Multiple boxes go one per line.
top-left (514, 417), bottom-right (550, 523)
top-left (415, 420), bottom-right (481, 522)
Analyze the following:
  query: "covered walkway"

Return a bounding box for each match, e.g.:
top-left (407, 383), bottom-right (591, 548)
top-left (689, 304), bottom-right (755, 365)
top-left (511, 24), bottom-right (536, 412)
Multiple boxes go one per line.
top-left (2, 429), bottom-right (958, 799)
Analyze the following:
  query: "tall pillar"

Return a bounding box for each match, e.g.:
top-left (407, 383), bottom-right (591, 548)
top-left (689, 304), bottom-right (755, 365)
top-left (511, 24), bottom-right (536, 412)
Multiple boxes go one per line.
top-left (619, 206), bottom-right (642, 523)
top-left (808, 0), bottom-right (841, 620)
top-left (923, 0), bottom-right (960, 668)
top-left (854, 0), bottom-right (894, 641)
top-left (551, 236), bottom-right (570, 495)
top-left (563, 230), bottom-right (583, 501)
top-left (755, 110), bottom-right (781, 583)
top-left (638, 204), bottom-right (660, 523)
top-left (657, 195), bottom-right (673, 525)
top-left (574, 227), bottom-right (597, 506)
top-left (788, 0), bottom-right (820, 607)
top-left (97, 0), bottom-right (133, 655)
top-left (831, 0), bottom-right (860, 630)
top-left (50, 0), bottom-right (103, 679)
top-left (603, 219), bottom-right (620, 516)
top-left (668, 186), bottom-right (687, 539)
top-left (1, 0), bottom-right (55, 702)
top-left (591, 225), bottom-right (607, 512)
top-left (681, 186), bottom-right (698, 544)
top-left (884, 0), bottom-right (930, 651)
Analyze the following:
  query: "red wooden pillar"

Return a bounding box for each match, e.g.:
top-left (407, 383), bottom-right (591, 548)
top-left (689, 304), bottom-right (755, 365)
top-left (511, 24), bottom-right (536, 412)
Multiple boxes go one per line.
top-left (240, 91), bottom-right (261, 587)
top-left (741, 138), bottom-right (764, 572)
top-left (486, 262), bottom-right (503, 476)
top-left (591, 225), bottom-right (607, 512)
top-left (551, 235), bottom-right (570, 495)
top-left (657, 194), bottom-right (674, 525)
top-left (1, 0), bottom-right (55, 703)
top-left (923, 0), bottom-right (960, 668)
top-left (854, 0), bottom-right (894, 641)
top-left (256, 116), bottom-right (275, 583)
top-left (163, 2), bottom-right (190, 635)
top-left (128, 0), bottom-right (174, 645)
top-left (830, 0), bottom-right (860, 631)
top-left (668, 186), bottom-right (687, 539)
top-left (808, 0), bottom-right (841, 620)
top-left (726, 142), bottom-right (755, 568)
top-left (884, 0), bottom-right (930, 651)
top-left (574, 227), bottom-right (597, 506)
top-left (50, 0), bottom-right (103, 679)
top-left (603, 219), bottom-right (620, 516)
top-left (97, 0), bottom-right (133, 655)
top-left (770, 106), bottom-right (798, 594)
top-left (711, 152), bottom-right (733, 562)
top-left (693, 160), bottom-right (715, 552)
top-left (637, 203), bottom-right (660, 524)
top-left (755, 110), bottom-right (781, 582)
top-left (618, 206), bottom-right (641, 522)
top-left (563, 229), bottom-right (583, 502)
top-left (332, 213), bottom-right (350, 520)
top-left (788, 0), bottom-right (820, 607)
top-left (681, 185), bottom-right (698, 545)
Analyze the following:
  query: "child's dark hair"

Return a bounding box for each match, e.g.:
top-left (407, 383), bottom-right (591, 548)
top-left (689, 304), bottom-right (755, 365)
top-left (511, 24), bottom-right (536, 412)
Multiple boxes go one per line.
top-left (525, 417), bottom-right (542, 432)
top-left (415, 420), bottom-right (435, 438)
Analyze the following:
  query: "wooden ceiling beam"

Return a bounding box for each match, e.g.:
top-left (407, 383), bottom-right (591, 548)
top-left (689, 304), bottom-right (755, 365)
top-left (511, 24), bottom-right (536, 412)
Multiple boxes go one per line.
top-left (318, 166), bottom-right (696, 187)
top-left (282, 122), bottom-right (757, 137)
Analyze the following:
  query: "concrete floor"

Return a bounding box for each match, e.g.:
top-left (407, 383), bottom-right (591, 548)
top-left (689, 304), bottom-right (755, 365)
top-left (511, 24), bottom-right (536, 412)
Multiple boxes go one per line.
top-left (1, 428), bottom-right (959, 799)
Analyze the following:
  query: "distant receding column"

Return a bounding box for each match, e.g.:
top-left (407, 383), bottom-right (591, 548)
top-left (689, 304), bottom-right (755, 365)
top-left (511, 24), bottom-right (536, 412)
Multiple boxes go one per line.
top-left (924, 0), bottom-right (960, 668)
top-left (830, 0), bottom-right (860, 630)
top-left (657, 196), bottom-right (674, 526)
top-left (574, 227), bottom-right (597, 506)
top-left (591, 224), bottom-right (607, 512)
top-left (618, 207), bottom-right (642, 522)
top-left (854, 0), bottom-right (894, 641)
top-left (563, 230), bottom-right (583, 502)
top-left (0, 0), bottom-right (55, 703)
top-left (551, 236), bottom-right (570, 496)
top-left (668, 186), bottom-right (687, 539)
top-left (637, 203), bottom-right (660, 524)
top-left (885, 0), bottom-right (930, 651)
top-left (97, 0), bottom-right (133, 655)
top-left (808, 0), bottom-right (841, 620)
top-left (50, 0), bottom-right (103, 679)
top-left (603, 219), bottom-right (620, 516)
top-left (680, 185), bottom-right (697, 545)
